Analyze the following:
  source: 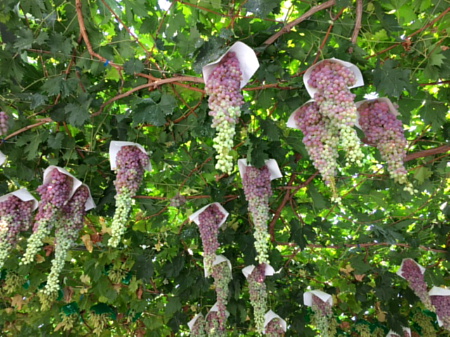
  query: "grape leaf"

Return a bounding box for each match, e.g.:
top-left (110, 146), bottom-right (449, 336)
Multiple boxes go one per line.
top-left (244, 0), bottom-right (279, 17)
top-left (124, 58), bottom-right (145, 75)
top-left (373, 60), bottom-right (412, 97)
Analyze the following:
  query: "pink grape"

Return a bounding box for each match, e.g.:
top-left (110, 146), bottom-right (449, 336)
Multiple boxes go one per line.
top-left (265, 317), bottom-right (285, 336)
top-left (205, 52), bottom-right (244, 174)
top-left (247, 264), bottom-right (267, 333)
top-left (211, 260), bottom-right (232, 333)
top-left (430, 295), bottom-right (450, 330)
top-left (0, 111), bottom-right (9, 136)
top-left (398, 259), bottom-right (432, 310)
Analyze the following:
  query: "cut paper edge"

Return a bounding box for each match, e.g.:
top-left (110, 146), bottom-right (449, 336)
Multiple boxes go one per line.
top-left (355, 97), bottom-right (399, 117)
top-left (0, 151), bottom-right (6, 166)
top-left (42, 166), bottom-right (95, 211)
top-left (303, 58), bottom-right (364, 97)
top-left (189, 202), bottom-right (229, 228)
top-left (238, 158), bottom-right (283, 181)
top-left (386, 327), bottom-right (411, 337)
top-left (303, 289), bottom-right (333, 307)
top-left (286, 99), bottom-right (316, 129)
top-left (429, 286), bottom-right (450, 297)
top-left (0, 188), bottom-right (39, 211)
top-left (396, 258), bottom-right (426, 279)
top-left (188, 314), bottom-right (204, 330)
top-left (202, 41), bottom-right (259, 89)
top-left (263, 310), bottom-right (287, 333)
top-left (109, 141), bottom-right (152, 171)
top-left (242, 263), bottom-right (275, 279)
top-left (206, 302), bottom-right (230, 318)
top-left (205, 254), bottom-right (232, 278)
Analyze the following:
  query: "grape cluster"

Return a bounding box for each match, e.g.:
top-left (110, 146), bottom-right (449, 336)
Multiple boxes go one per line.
top-left (413, 311), bottom-right (437, 337)
top-left (399, 259), bottom-right (433, 310)
top-left (0, 111), bottom-right (9, 136)
top-left (21, 169), bottom-right (73, 265)
top-left (56, 313), bottom-right (78, 332)
top-left (308, 60), bottom-right (364, 166)
top-left (311, 295), bottom-right (336, 337)
top-left (206, 310), bottom-right (226, 337)
top-left (88, 312), bottom-right (109, 336)
top-left (242, 165), bottom-right (272, 264)
top-left (0, 195), bottom-right (34, 268)
top-left (358, 100), bottom-right (414, 193)
top-left (43, 186), bottom-right (89, 296)
top-left (205, 52), bottom-right (244, 174)
top-left (109, 146), bottom-right (149, 247)
top-left (197, 204), bottom-right (225, 274)
top-left (295, 102), bottom-right (339, 194)
top-left (247, 264), bottom-right (267, 333)
top-left (190, 315), bottom-right (207, 337)
top-left (265, 317), bottom-right (284, 336)
top-left (212, 260), bottom-right (232, 333)
top-left (3, 272), bottom-right (23, 294)
top-left (430, 295), bottom-right (450, 331)
top-left (390, 331), bottom-right (411, 337)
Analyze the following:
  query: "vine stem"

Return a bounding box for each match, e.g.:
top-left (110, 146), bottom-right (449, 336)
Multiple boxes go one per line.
top-left (350, 0), bottom-right (363, 44)
top-left (3, 118), bottom-right (53, 141)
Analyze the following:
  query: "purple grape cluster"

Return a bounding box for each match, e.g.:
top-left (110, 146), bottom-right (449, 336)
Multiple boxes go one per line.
top-left (295, 102), bottom-right (339, 193)
top-left (0, 111), bottom-right (9, 136)
top-left (265, 317), bottom-right (284, 336)
top-left (308, 60), bottom-right (364, 167)
top-left (43, 186), bottom-right (90, 295)
top-left (205, 52), bottom-right (244, 174)
top-left (206, 310), bottom-right (226, 337)
top-left (399, 259), bottom-right (432, 310)
top-left (190, 315), bottom-right (207, 337)
top-left (311, 294), bottom-right (336, 337)
top-left (430, 295), bottom-right (450, 330)
top-left (109, 145), bottom-right (149, 247)
top-left (0, 195), bottom-right (34, 268)
top-left (211, 260), bottom-right (232, 333)
top-left (247, 264), bottom-right (267, 333)
top-left (22, 169), bottom-right (73, 265)
top-left (358, 100), bottom-right (413, 193)
top-left (242, 165), bottom-right (272, 264)
top-left (198, 204), bottom-right (225, 274)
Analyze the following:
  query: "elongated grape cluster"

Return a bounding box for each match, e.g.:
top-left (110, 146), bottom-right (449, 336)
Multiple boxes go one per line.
top-left (197, 204), bottom-right (225, 274)
top-left (88, 312), bottom-right (109, 336)
top-left (295, 102), bottom-right (339, 194)
top-left (205, 51), bottom-right (244, 174)
top-left (109, 146), bottom-right (149, 247)
top-left (413, 311), bottom-right (437, 337)
top-left (430, 295), bottom-right (450, 331)
top-left (190, 315), bottom-right (207, 337)
top-left (206, 310), bottom-right (226, 337)
top-left (43, 186), bottom-right (89, 296)
top-left (311, 295), bottom-right (336, 337)
top-left (0, 195), bottom-right (34, 268)
top-left (242, 165), bottom-right (272, 264)
top-left (265, 317), bottom-right (284, 336)
top-left (308, 60), bottom-right (364, 166)
top-left (21, 169), bottom-right (73, 265)
top-left (399, 259), bottom-right (433, 310)
top-left (358, 100), bottom-right (413, 193)
top-left (212, 260), bottom-right (232, 333)
top-left (0, 111), bottom-right (9, 136)
top-left (247, 264), bottom-right (267, 333)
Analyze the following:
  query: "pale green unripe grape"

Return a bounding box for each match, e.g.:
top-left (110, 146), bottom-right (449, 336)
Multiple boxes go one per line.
top-left (21, 220), bottom-right (52, 265)
top-left (108, 189), bottom-right (133, 247)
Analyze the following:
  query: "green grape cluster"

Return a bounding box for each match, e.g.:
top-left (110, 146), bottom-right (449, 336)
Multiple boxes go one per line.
top-left (413, 311), bottom-right (436, 337)
top-left (88, 312), bottom-right (109, 336)
top-left (212, 260), bottom-right (232, 333)
top-left (56, 313), bottom-right (78, 332)
top-left (311, 295), bottom-right (336, 337)
top-left (247, 264), bottom-right (267, 333)
top-left (37, 291), bottom-right (58, 311)
top-left (3, 272), bottom-right (22, 294)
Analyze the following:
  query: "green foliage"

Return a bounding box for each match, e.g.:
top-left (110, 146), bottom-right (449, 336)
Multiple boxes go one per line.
top-left (0, 0), bottom-right (449, 336)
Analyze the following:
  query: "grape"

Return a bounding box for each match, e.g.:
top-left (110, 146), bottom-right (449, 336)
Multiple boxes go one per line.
top-left (88, 312), bottom-right (109, 336)
top-left (242, 165), bottom-right (272, 264)
top-left (0, 111), bottom-right (9, 136)
top-left (190, 315), bottom-right (207, 337)
top-left (265, 317), bottom-right (285, 337)
top-left (358, 100), bottom-right (414, 194)
top-left (311, 294), bottom-right (336, 337)
top-left (308, 60), bottom-right (364, 167)
top-left (0, 194), bottom-right (34, 268)
top-left (21, 169), bottom-right (73, 265)
top-left (389, 331), bottom-right (411, 337)
top-left (413, 311), bottom-right (436, 337)
top-left (247, 264), bottom-right (268, 333)
top-left (430, 295), bottom-right (450, 331)
top-left (206, 310), bottom-right (226, 337)
top-left (205, 52), bottom-right (244, 174)
top-left (294, 102), bottom-right (340, 197)
top-left (42, 186), bottom-right (89, 296)
top-left (108, 145), bottom-right (149, 247)
top-left (398, 259), bottom-right (433, 310)
top-left (197, 204), bottom-right (225, 274)
top-left (211, 260), bottom-right (232, 333)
